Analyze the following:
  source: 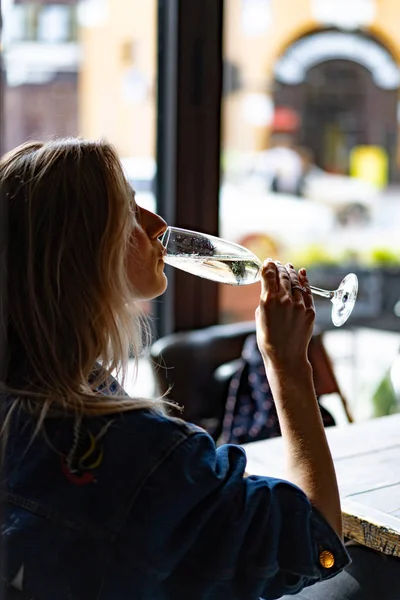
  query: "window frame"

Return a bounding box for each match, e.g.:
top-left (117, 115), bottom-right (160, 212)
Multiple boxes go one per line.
top-left (156, 0), bottom-right (224, 336)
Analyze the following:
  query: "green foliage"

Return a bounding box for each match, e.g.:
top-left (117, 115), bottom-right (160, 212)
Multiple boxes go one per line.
top-left (339, 248), bottom-right (361, 265)
top-left (372, 371), bottom-right (400, 417)
top-left (291, 245), bottom-right (339, 268)
top-left (290, 244), bottom-right (400, 270)
top-left (367, 247), bottom-right (400, 267)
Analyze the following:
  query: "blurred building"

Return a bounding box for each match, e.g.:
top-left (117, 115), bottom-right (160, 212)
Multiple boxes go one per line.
top-left (78, 0), bottom-right (157, 159)
top-left (2, 0), bottom-right (80, 152)
top-left (4, 0), bottom-right (400, 181)
top-left (77, 0), bottom-right (400, 179)
top-left (223, 0), bottom-right (400, 180)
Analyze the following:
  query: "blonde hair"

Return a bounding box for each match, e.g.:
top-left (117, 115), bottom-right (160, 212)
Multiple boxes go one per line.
top-left (1, 137), bottom-right (160, 424)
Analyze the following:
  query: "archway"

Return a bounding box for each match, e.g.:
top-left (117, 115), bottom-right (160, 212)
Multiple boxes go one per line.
top-left (271, 30), bottom-right (400, 180)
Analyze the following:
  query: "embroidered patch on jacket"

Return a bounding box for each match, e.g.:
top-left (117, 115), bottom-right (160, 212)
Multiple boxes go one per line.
top-left (61, 420), bottom-right (112, 485)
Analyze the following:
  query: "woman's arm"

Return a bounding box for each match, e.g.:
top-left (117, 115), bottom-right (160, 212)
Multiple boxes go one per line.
top-left (256, 261), bottom-right (342, 538)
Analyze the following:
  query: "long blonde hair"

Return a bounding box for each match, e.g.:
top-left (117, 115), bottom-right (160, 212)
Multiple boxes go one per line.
top-left (1, 137), bottom-right (158, 423)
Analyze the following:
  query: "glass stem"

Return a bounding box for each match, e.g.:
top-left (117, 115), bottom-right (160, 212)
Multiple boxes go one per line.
top-left (310, 286), bottom-right (335, 300)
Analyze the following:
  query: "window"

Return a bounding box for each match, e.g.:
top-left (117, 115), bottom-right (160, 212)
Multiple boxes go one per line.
top-left (219, 0), bottom-right (400, 326)
top-left (37, 5), bottom-right (73, 43)
top-left (1, 0), bottom-right (158, 315)
top-left (3, 3), bottom-right (78, 45)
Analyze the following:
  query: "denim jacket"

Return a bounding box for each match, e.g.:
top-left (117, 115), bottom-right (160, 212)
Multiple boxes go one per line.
top-left (1, 390), bottom-right (350, 600)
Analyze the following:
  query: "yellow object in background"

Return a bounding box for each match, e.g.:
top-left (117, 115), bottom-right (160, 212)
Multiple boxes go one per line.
top-left (350, 146), bottom-right (388, 189)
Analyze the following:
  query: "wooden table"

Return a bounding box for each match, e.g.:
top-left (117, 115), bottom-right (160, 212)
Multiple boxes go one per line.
top-left (243, 413), bottom-right (400, 558)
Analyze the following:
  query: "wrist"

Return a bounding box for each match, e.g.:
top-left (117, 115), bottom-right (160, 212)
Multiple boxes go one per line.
top-left (264, 356), bottom-right (313, 380)
top-left (265, 360), bottom-right (317, 411)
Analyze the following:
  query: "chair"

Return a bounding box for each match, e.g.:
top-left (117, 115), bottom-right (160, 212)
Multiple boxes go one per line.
top-left (307, 331), bottom-right (354, 423)
top-left (150, 321), bottom-right (257, 437)
top-left (150, 321), bottom-right (353, 440)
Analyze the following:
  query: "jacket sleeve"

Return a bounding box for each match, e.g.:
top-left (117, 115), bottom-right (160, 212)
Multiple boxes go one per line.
top-left (124, 428), bottom-right (350, 599)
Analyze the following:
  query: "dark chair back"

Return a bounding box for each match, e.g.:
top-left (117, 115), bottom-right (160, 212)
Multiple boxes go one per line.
top-left (150, 321), bottom-right (353, 439)
top-left (150, 321), bottom-right (256, 435)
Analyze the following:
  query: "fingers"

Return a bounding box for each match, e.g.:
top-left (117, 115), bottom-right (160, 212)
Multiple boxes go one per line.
top-left (299, 268), bottom-right (314, 310)
top-left (275, 261), bottom-right (292, 296)
top-left (260, 260), bottom-right (278, 298)
top-left (286, 263), bottom-right (304, 301)
top-left (260, 259), bottom-right (292, 299)
top-left (260, 261), bottom-right (313, 311)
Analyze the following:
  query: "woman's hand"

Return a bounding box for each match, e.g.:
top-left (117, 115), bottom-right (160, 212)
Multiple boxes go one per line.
top-left (255, 261), bottom-right (343, 538)
top-left (255, 260), bottom-right (315, 372)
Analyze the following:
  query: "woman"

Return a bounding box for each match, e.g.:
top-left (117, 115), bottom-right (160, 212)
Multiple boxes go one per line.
top-left (1, 138), bottom-right (349, 599)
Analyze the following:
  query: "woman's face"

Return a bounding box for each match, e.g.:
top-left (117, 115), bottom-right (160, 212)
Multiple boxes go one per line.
top-left (127, 197), bottom-right (168, 300)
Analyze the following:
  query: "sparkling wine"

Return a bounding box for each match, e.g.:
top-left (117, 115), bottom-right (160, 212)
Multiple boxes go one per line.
top-left (160, 226), bottom-right (359, 326)
top-left (164, 255), bottom-right (261, 285)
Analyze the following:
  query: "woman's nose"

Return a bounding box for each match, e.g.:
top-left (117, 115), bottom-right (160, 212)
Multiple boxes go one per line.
top-left (140, 207), bottom-right (168, 240)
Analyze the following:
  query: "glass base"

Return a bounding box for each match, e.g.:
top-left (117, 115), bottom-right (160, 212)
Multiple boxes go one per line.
top-left (331, 273), bottom-right (358, 327)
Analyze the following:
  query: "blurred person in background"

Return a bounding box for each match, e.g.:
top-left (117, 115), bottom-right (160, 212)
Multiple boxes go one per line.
top-left (295, 145), bottom-right (315, 196)
top-left (254, 133), bottom-right (304, 196)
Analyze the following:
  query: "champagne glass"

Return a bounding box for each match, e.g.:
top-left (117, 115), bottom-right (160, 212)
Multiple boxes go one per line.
top-left (160, 226), bottom-right (358, 327)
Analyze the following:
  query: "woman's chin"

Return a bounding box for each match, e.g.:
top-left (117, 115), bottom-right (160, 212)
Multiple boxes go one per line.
top-left (139, 273), bottom-right (168, 301)
top-left (155, 273), bottom-right (168, 298)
